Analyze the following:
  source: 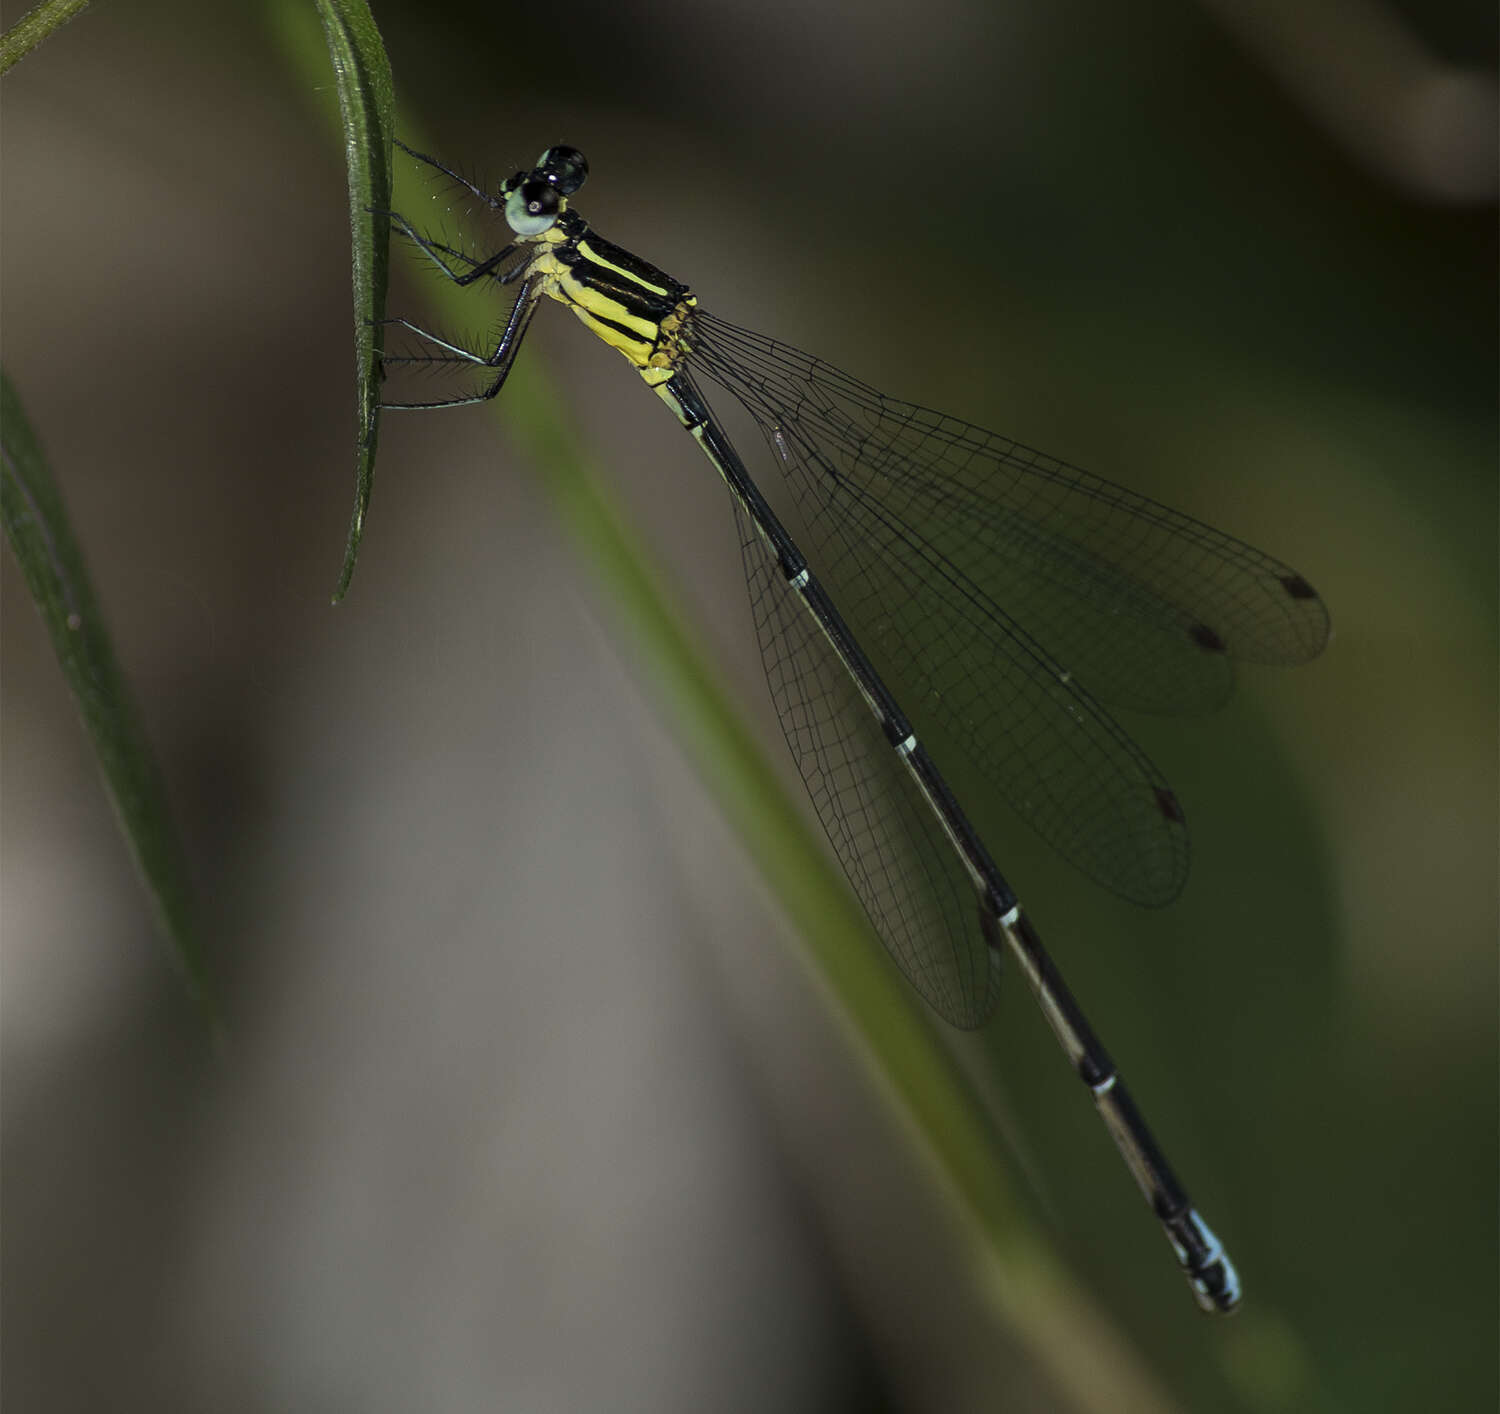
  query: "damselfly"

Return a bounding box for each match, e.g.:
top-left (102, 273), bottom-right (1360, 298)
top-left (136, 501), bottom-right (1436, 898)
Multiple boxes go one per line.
top-left (376, 141), bottom-right (1331, 1314)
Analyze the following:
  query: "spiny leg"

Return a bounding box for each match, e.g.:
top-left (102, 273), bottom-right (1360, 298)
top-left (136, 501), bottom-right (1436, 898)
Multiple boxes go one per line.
top-left (376, 277), bottom-right (542, 409)
top-left (376, 207), bottom-right (519, 289)
top-left (393, 138), bottom-right (500, 211)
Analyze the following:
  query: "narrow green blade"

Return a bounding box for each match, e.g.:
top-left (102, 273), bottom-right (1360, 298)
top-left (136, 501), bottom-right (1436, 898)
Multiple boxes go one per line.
top-left (1, 367), bottom-right (217, 1024)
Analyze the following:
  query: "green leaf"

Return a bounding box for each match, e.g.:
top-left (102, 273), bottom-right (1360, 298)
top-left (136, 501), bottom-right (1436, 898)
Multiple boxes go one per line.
top-left (274, 0), bottom-right (395, 601)
top-left (1, 368), bottom-right (218, 1027)
top-left (0, 0), bottom-right (93, 76)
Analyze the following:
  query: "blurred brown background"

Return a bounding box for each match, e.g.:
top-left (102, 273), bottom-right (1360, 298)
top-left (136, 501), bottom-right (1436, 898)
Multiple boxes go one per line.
top-left (3, 1), bottom-right (1495, 1410)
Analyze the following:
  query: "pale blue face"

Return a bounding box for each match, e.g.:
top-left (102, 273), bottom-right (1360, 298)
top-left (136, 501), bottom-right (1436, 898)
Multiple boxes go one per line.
top-left (502, 146), bottom-right (589, 238)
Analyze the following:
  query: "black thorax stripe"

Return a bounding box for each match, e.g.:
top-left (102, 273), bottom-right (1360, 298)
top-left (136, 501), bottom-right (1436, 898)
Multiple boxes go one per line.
top-left (564, 231), bottom-right (687, 328)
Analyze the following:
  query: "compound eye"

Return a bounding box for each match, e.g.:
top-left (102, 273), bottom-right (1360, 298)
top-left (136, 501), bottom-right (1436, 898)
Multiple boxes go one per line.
top-left (536, 145), bottom-right (588, 196)
top-left (505, 178), bottom-right (561, 236)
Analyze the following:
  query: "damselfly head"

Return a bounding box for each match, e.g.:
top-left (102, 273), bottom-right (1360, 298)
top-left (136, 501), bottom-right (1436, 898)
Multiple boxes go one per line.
top-left (503, 177), bottom-right (562, 236)
top-left (535, 145), bottom-right (588, 196)
top-left (500, 146), bottom-right (589, 238)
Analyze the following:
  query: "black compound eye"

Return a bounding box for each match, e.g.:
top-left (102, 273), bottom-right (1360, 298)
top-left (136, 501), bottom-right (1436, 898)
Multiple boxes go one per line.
top-left (536, 145), bottom-right (588, 196)
top-left (505, 177), bottom-right (562, 236)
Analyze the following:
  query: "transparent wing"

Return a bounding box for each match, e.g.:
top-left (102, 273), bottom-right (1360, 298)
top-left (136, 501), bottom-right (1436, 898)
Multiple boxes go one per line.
top-left (691, 314), bottom-right (1329, 708)
top-left (689, 315), bottom-right (1326, 905)
top-left (732, 497), bottom-right (1000, 1028)
top-left (749, 409), bottom-right (1191, 906)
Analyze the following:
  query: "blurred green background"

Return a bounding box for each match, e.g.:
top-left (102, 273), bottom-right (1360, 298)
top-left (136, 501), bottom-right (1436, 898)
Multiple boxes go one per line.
top-left (3, 1), bottom-right (1494, 1410)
